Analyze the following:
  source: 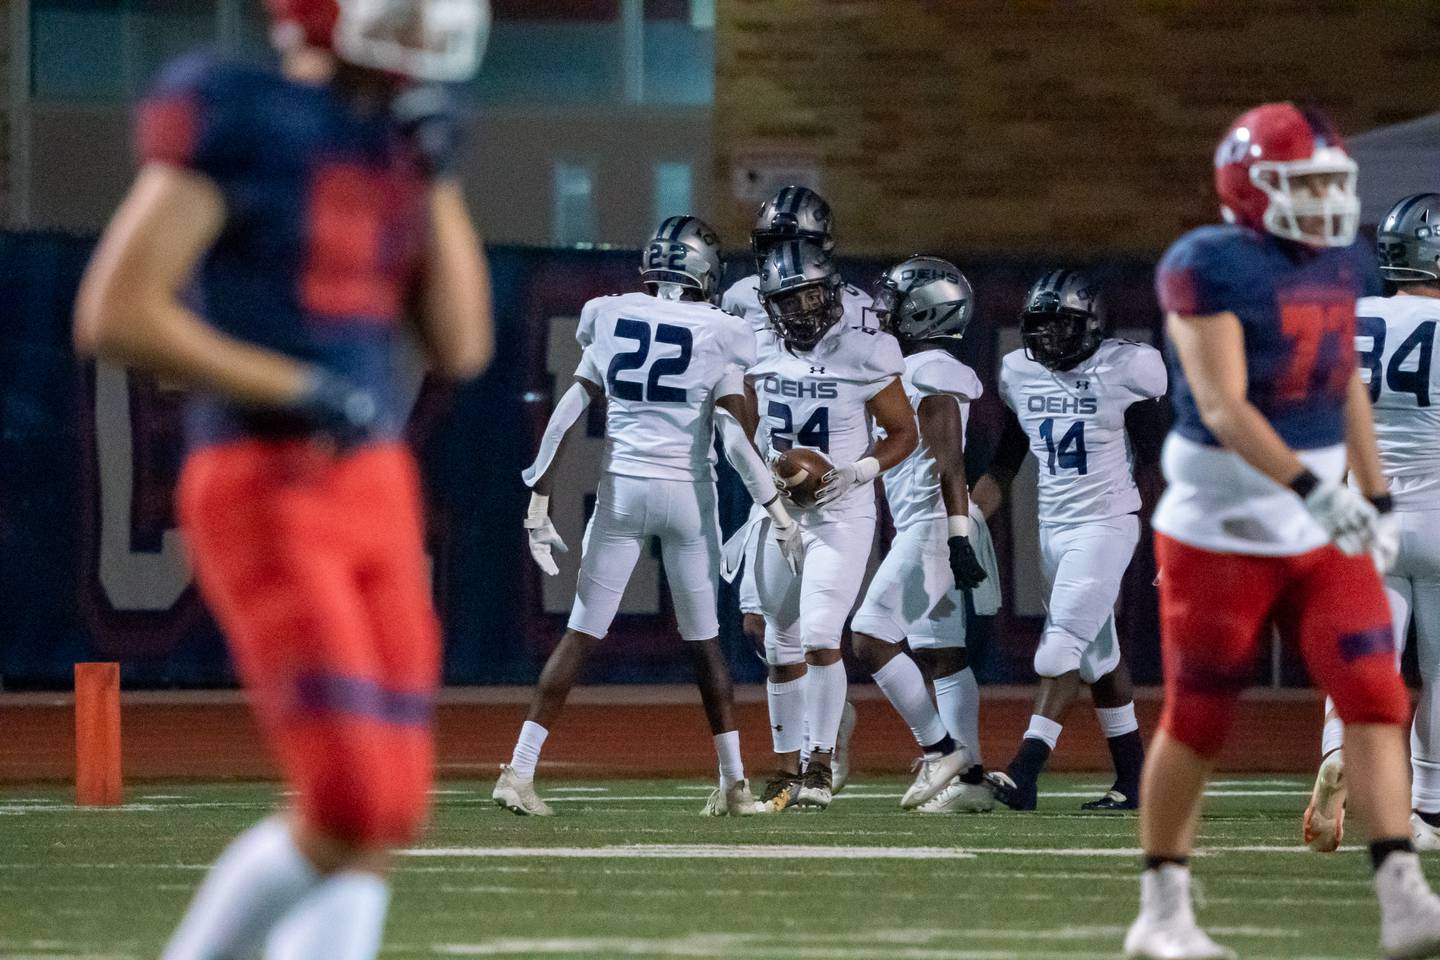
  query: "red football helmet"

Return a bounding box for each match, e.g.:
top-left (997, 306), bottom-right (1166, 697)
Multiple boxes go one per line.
top-left (266, 0), bottom-right (490, 82)
top-left (1213, 102), bottom-right (1360, 248)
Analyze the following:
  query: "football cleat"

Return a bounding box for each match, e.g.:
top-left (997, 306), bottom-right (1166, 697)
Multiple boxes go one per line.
top-left (1124, 864), bottom-right (1236, 960)
top-left (984, 769), bottom-right (1037, 811)
top-left (1303, 749), bottom-right (1346, 852)
top-left (1377, 851), bottom-right (1440, 958)
top-left (1082, 788), bottom-right (1139, 812)
top-left (832, 701), bottom-right (858, 793)
top-left (491, 764), bottom-right (554, 817)
top-left (794, 764), bottom-right (834, 809)
top-left (1414, 812), bottom-right (1440, 852)
top-left (916, 778), bottom-right (994, 814)
top-left (701, 779), bottom-right (757, 817)
top-left (900, 747), bottom-right (973, 810)
top-left (754, 771), bottom-right (802, 814)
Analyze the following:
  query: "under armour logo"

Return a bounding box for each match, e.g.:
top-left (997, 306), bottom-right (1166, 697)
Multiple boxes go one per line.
top-left (773, 723), bottom-right (784, 732)
top-left (809, 365), bottom-right (825, 374)
top-left (1075, 380), bottom-right (1090, 390)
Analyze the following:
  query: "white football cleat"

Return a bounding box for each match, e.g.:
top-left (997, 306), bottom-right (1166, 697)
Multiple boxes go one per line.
top-left (492, 764), bottom-right (554, 816)
top-left (916, 777), bottom-right (994, 814)
top-left (832, 701), bottom-right (858, 793)
top-left (1124, 864), bottom-right (1235, 960)
top-left (1304, 748), bottom-right (1346, 852)
top-left (701, 779), bottom-right (757, 817)
top-left (794, 764), bottom-right (833, 810)
top-left (1414, 813), bottom-right (1440, 853)
top-left (900, 747), bottom-right (973, 810)
top-left (1378, 851), bottom-right (1440, 958)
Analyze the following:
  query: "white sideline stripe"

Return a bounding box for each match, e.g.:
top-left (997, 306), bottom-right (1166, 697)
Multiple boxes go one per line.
top-left (406, 844), bottom-right (979, 860)
top-left (545, 787), bottom-right (610, 793)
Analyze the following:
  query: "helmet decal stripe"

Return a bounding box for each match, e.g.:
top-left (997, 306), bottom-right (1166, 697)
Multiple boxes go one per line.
top-left (668, 215), bottom-right (692, 241)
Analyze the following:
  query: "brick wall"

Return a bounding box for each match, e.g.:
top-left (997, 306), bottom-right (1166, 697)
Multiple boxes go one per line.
top-left (714, 0), bottom-right (1440, 258)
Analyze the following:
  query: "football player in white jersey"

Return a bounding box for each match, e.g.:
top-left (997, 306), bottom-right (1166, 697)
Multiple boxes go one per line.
top-left (493, 217), bottom-right (804, 817)
top-left (850, 257), bottom-right (1001, 814)
top-left (746, 239), bottom-right (918, 811)
top-left (973, 270), bottom-right (1168, 812)
top-left (720, 185), bottom-right (867, 783)
top-left (1303, 193), bottom-right (1440, 853)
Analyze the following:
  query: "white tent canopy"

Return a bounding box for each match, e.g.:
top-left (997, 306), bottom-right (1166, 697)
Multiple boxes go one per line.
top-left (1349, 112), bottom-right (1440, 225)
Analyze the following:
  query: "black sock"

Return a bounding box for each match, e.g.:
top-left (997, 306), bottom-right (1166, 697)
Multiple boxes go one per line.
top-left (1144, 854), bottom-right (1188, 872)
top-left (1418, 810), bottom-right (1440, 829)
top-left (1107, 730), bottom-right (1145, 796)
top-left (1371, 837), bottom-right (1415, 871)
top-left (922, 734), bottom-right (956, 757)
top-left (960, 763), bottom-right (985, 785)
top-left (1007, 737), bottom-right (1052, 789)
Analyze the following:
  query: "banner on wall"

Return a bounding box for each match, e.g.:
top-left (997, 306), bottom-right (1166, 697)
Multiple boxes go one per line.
top-left (0, 233), bottom-right (1208, 690)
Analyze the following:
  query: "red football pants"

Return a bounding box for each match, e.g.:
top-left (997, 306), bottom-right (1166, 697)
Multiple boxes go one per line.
top-left (1156, 533), bottom-right (1408, 759)
top-left (179, 440), bottom-right (440, 847)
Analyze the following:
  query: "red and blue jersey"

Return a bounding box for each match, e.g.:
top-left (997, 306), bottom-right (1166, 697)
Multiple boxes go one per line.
top-left (136, 52), bottom-right (446, 448)
top-left (1156, 224), bottom-right (1382, 451)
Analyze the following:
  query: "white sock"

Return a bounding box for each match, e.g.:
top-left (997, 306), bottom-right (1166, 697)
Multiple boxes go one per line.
top-left (804, 660), bottom-right (848, 753)
top-left (1095, 702), bottom-right (1139, 738)
top-left (1321, 698), bottom-right (1344, 758)
top-left (714, 730), bottom-right (744, 790)
top-left (872, 654), bottom-right (949, 750)
top-left (1024, 714), bottom-right (1063, 750)
top-left (801, 718), bottom-right (811, 769)
top-left (1414, 677), bottom-right (1440, 812)
top-left (767, 677), bottom-right (806, 754)
top-left (162, 817), bottom-right (320, 960)
top-left (934, 668), bottom-right (982, 766)
top-left (266, 871), bottom-right (390, 960)
top-left (509, 721), bottom-right (548, 782)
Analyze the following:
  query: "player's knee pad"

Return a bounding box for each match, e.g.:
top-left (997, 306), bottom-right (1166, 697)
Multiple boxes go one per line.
top-left (1033, 625), bottom-right (1087, 679)
top-left (1159, 688), bottom-right (1238, 759)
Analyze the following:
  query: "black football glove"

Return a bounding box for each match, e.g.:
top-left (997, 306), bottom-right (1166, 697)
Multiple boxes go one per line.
top-left (392, 84), bottom-right (462, 179)
top-left (948, 535), bottom-right (988, 591)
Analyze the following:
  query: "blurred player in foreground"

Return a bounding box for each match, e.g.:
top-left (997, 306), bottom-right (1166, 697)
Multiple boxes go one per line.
top-left (1304, 192), bottom-right (1440, 854)
top-left (1126, 103), bottom-right (1440, 960)
top-left (495, 216), bottom-right (802, 817)
top-left (977, 271), bottom-right (1167, 812)
top-left (850, 257), bottom-right (996, 813)
top-left (73, 2), bottom-right (494, 958)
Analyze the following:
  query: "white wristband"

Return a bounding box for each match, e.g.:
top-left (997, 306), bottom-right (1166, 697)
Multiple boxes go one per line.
top-left (854, 456), bottom-right (881, 484)
top-left (526, 492), bottom-right (550, 526)
top-left (947, 513), bottom-right (970, 538)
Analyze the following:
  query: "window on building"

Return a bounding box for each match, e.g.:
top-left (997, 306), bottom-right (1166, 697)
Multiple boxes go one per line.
top-left (653, 162), bottom-right (693, 224)
top-left (552, 162), bottom-right (597, 247)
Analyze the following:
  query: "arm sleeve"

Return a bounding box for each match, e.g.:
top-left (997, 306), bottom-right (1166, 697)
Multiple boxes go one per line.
top-left (989, 410), bottom-right (1030, 476)
top-left (133, 54), bottom-right (233, 178)
top-left (1125, 398), bottom-right (1173, 467)
top-left (520, 381), bottom-right (593, 488)
top-left (716, 406), bottom-right (778, 506)
top-left (1155, 234), bottom-right (1231, 316)
top-left (1124, 344), bottom-right (1169, 401)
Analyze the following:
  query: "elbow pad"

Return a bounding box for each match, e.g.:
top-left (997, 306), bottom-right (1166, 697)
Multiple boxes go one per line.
top-left (521, 382), bottom-right (592, 487)
top-left (716, 406), bottom-right (779, 507)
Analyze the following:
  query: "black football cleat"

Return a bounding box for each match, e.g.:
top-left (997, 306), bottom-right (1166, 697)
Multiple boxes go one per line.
top-left (1080, 788), bottom-right (1138, 811)
top-left (984, 770), bottom-right (1037, 811)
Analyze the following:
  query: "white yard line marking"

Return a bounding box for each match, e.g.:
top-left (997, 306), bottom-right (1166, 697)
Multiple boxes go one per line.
top-left (406, 844), bottom-right (979, 860)
top-left (544, 787), bottom-right (611, 793)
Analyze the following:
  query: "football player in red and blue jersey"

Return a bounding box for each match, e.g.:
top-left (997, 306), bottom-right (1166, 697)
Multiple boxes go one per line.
top-left (1123, 103), bottom-right (1440, 960)
top-left (73, 3), bottom-right (493, 959)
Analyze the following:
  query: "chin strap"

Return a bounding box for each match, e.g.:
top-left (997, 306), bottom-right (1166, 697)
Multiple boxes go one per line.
top-left (521, 382), bottom-right (593, 487)
top-left (715, 406), bottom-right (789, 518)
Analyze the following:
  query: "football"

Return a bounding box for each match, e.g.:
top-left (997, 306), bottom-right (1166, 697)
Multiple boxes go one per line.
top-left (772, 447), bottom-right (833, 510)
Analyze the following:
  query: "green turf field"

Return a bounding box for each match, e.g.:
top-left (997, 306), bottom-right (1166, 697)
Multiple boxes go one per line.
top-left (0, 775), bottom-right (1422, 959)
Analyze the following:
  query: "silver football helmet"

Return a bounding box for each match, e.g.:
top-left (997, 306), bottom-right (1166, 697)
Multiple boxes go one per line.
top-left (873, 256), bottom-right (975, 346)
top-left (758, 240), bottom-right (844, 350)
top-left (751, 186), bottom-right (834, 269)
top-left (1377, 193), bottom-right (1440, 284)
top-left (640, 215), bottom-right (724, 300)
top-left (1020, 269), bottom-right (1105, 371)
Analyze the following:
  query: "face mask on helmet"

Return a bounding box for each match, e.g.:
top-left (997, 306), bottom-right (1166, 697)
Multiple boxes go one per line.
top-left (1376, 193), bottom-right (1440, 284)
top-left (1021, 306), bottom-right (1100, 370)
top-left (873, 257), bottom-right (974, 346)
top-left (274, 0), bottom-right (491, 82)
top-left (1247, 153), bottom-right (1359, 248)
top-left (764, 281), bottom-right (842, 350)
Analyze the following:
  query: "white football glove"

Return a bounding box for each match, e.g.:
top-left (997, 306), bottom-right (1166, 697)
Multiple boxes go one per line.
top-left (524, 493), bottom-right (568, 576)
top-left (1371, 509), bottom-right (1400, 573)
top-left (772, 519), bottom-right (804, 574)
top-left (1303, 480), bottom-right (1379, 557)
top-left (815, 456), bottom-right (880, 506)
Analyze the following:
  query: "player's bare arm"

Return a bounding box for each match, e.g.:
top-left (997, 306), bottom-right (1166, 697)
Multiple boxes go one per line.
top-left (414, 181), bottom-right (495, 378)
top-left (868, 377), bottom-right (920, 470)
top-left (74, 164), bottom-right (311, 405)
top-left (971, 411), bottom-right (1027, 519)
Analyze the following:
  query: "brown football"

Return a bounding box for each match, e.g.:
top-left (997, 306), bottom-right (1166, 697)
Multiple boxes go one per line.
top-left (772, 447), bottom-right (833, 510)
